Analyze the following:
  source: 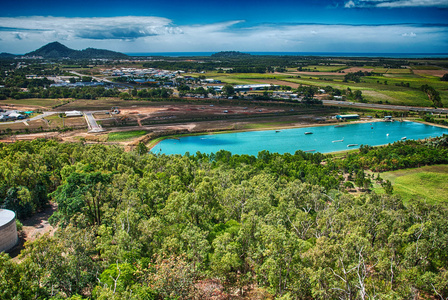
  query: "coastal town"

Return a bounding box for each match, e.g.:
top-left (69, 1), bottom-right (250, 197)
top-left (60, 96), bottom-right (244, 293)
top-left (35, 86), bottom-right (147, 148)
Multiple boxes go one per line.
top-left (1, 38), bottom-right (448, 300)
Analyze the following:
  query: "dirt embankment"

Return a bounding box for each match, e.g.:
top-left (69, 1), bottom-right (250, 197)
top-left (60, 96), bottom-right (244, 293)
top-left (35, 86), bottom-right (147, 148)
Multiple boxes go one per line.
top-left (10, 203), bottom-right (57, 260)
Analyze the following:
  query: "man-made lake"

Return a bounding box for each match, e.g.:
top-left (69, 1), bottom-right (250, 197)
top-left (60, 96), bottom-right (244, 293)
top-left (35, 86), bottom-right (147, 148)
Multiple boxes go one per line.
top-left (153, 121), bottom-right (448, 156)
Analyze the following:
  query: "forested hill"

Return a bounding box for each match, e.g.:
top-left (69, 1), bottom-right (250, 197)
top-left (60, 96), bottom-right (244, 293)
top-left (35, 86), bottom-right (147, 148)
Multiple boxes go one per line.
top-left (211, 51), bottom-right (251, 58)
top-left (0, 52), bottom-right (16, 58)
top-left (0, 136), bottom-right (447, 299)
top-left (25, 41), bottom-right (128, 59)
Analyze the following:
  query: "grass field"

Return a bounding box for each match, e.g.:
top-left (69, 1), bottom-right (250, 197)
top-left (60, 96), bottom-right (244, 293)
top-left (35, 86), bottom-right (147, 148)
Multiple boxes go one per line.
top-left (302, 65), bottom-right (347, 72)
top-left (282, 75), bottom-right (446, 107)
top-left (191, 69), bottom-right (448, 107)
top-left (107, 130), bottom-right (148, 141)
top-left (411, 66), bottom-right (443, 70)
top-left (0, 119), bottom-right (46, 131)
top-left (385, 68), bottom-right (411, 74)
top-left (0, 98), bottom-right (67, 109)
top-left (239, 121), bottom-right (302, 130)
top-left (374, 165), bottom-right (448, 204)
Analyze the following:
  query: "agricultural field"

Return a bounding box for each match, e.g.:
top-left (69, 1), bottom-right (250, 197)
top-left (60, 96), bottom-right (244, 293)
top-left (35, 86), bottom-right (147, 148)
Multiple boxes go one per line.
top-left (410, 65), bottom-right (444, 70)
top-left (299, 65), bottom-right (347, 72)
top-left (384, 68), bottom-right (411, 74)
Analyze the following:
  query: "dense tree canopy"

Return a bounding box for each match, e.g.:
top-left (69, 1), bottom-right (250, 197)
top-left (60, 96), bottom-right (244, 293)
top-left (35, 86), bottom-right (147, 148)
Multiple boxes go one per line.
top-left (0, 137), bottom-right (447, 299)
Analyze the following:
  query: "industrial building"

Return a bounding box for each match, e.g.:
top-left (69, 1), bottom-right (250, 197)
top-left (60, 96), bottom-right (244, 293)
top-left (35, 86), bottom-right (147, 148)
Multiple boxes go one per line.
top-left (0, 209), bottom-right (18, 252)
top-left (336, 114), bottom-right (360, 120)
top-left (210, 84), bottom-right (278, 93)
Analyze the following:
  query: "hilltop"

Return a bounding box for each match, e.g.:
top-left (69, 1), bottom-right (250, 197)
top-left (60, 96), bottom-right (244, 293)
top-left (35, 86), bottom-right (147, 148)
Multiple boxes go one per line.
top-left (25, 41), bottom-right (128, 59)
top-left (0, 52), bottom-right (16, 58)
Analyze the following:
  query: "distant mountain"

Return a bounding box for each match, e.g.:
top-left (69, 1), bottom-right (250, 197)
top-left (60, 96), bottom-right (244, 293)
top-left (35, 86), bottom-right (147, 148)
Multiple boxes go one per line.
top-left (25, 42), bottom-right (128, 59)
top-left (0, 52), bottom-right (17, 58)
top-left (211, 51), bottom-right (251, 58)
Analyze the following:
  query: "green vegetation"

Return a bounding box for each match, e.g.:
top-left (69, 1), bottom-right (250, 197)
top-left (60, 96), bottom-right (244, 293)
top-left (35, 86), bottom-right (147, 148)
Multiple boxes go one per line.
top-left (26, 41), bottom-right (128, 59)
top-left (0, 136), bottom-right (447, 299)
top-left (1, 54), bottom-right (447, 109)
top-left (107, 130), bottom-right (148, 141)
top-left (2, 52), bottom-right (448, 298)
top-left (376, 165), bottom-right (448, 204)
top-left (298, 64), bottom-right (346, 72)
top-left (239, 121), bottom-right (302, 129)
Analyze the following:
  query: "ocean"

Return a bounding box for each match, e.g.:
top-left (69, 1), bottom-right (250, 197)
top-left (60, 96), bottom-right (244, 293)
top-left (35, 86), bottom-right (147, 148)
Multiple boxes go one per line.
top-left (126, 52), bottom-right (448, 58)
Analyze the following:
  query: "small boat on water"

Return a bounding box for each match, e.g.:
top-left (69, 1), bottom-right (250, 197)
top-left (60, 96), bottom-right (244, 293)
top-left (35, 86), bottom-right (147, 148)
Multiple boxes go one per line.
top-left (335, 125), bottom-right (345, 128)
top-left (347, 144), bottom-right (358, 147)
top-left (332, 138), bottom-right (344, 143)
top-left (275, 130), bottom-right (281, 133)
top-left (304, 132), bottom-right (313, 135)
top-left (401, 137), bottom-right (407, 140)
top-left (304, 149), bottom-right (316, 153)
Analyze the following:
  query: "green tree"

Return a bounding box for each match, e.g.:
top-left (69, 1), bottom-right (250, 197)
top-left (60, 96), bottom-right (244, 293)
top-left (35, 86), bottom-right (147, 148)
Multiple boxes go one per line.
top-left (222, 84), bottom-right (235, 96)
top-left (49, 170), bottom-right (113, 227)
top-left (441, 73), bottom-right (448, 81)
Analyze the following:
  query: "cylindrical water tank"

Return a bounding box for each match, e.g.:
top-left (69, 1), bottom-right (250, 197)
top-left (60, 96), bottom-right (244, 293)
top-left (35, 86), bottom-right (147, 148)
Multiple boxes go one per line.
top-left (0, 209), bottom-right (18, 252)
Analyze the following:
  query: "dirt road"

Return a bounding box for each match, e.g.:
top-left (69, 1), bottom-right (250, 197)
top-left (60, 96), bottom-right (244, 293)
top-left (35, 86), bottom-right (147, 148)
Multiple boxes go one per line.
top-left (10, 203), bottom-right (57, 259)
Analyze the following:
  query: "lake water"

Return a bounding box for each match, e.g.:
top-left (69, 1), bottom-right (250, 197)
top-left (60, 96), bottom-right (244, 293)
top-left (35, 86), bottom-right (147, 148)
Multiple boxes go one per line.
top-left (153, 121), bottom-right (448, 156)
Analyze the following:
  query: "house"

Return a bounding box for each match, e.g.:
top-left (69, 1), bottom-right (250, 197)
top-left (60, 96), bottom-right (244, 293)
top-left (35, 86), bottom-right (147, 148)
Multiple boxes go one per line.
top-left (65, 110), bottom-right (83, 117)
top-left (7, 111), bottom-right (26, 120)
top-left (201, 79), bottom-right (221, 84)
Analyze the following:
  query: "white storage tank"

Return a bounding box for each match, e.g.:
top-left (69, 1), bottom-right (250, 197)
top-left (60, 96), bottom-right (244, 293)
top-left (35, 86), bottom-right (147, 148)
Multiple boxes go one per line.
top-left (0, 209), bottom-right (18, 252)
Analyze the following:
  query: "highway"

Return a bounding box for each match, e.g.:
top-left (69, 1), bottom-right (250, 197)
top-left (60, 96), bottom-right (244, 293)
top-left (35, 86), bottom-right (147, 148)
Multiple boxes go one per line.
top-left (68, 71), bottom-right (113, 84)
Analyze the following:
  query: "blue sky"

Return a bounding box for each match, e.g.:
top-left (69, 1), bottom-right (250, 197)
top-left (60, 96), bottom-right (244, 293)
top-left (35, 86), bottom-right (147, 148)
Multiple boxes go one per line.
top-left (1, 0), bottom-right (447, 54)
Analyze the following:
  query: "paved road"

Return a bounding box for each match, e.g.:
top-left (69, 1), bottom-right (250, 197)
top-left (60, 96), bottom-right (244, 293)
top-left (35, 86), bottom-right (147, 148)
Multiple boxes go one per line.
top-left (69, 71), bottom-right (114, 84)
top-left (84, 111), bottom-right (105, 133)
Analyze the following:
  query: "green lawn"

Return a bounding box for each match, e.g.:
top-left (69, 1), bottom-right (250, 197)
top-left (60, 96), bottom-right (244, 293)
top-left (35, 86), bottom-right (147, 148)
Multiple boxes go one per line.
top-left (107, 130), bottom-right (148, 141)
top-left (374, 165), bottom-right (448, 204)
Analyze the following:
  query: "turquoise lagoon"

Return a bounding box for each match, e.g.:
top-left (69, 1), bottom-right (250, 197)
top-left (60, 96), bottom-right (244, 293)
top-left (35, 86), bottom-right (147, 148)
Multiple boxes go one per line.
top-left (153, 121), bottom-right (448, 156)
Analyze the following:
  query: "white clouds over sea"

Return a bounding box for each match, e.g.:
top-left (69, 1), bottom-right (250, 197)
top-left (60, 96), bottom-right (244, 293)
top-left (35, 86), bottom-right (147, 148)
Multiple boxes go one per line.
top-left (344, 0), bottom-right (448, 8)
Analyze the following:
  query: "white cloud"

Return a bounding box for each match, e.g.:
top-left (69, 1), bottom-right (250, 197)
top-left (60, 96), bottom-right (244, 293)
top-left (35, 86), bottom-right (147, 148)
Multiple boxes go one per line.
top-left (344, 1), bottom-right (356, 8)
top-left (344, 0), bottom-right (448, 8)
top-left (377, 0), bottom-right (448, 7)
top-left (402, 32), bottom-right (417, 37)
top-left (0, 16), bottom-right (446, 53)
top-left (0, 16), bottom-right (178, 41)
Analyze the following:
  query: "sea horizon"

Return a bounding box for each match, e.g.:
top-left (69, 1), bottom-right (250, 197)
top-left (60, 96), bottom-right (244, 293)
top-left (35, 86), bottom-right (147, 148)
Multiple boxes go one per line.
top-left (126, 52), bottom-right (448, 58)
